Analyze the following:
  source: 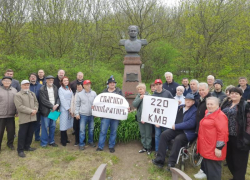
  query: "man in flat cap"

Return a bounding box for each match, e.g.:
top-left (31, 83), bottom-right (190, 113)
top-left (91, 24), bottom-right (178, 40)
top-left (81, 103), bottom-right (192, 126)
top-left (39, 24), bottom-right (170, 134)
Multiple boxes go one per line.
top-left (0, 76), bottom-right (17, 152)
top-left (39, 75), bottom-right (60, 147)
top-left (14, 80), bottom-right (38, 157)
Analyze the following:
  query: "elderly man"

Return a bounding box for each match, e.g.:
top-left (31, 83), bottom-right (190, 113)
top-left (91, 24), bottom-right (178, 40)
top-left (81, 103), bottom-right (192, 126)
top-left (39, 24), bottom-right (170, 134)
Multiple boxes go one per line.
top-left (152, 79), bottom-right (173, 154)
top-left (152, 94), bottom-right (197, 170)
top-left (211, 79), bottom-right (227, 104)
top-left (54, 69), bottom-right (65, 89)
top-left (238, 77), bottom-right (250, 101)
top-left (70, 72), bottom-right (84, 94)
top-left (207, 75), bottom-right (215, 92)
top-left (188, 79), bottom-right (200, 106)
top-left (182, 78), bottom-right (191, 96)
top-left (0, 69), bottom-right (21, 92)
top-left (29, 73), bottom-right (42, 141)
top-left (37, 69), bottom-right (46, 85)
top-left (39, 75), bottom-right (60, 147)
top-left (162, 72), bottom-right (179, 96)
top-left (194, 82), bottom-right (212, 179)
top-left (0, 76), bottom-right (17, 151)
top-left (14, 80), bottom-right (38, 157)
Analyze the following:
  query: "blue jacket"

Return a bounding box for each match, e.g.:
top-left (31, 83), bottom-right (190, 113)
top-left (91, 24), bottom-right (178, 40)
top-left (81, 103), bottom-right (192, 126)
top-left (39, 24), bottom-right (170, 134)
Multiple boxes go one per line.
top-left (162, 80), bottom-right (179, 97)
top-left (30, 82), bottom-right (42, 101)
top-left (183, 84), bottom-right (192, 96)
top-left (175, 104), bottom-right (197, 142)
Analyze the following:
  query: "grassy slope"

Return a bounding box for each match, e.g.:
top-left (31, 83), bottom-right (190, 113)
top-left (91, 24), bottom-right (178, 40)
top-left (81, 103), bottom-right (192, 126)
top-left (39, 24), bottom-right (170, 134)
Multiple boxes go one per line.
top-left (0, 119), bottom-right (249, 180)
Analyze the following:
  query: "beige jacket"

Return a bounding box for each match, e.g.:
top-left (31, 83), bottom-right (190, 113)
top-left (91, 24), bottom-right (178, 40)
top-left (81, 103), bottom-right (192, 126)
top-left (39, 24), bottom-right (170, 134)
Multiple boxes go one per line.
top-left (0, 86), bottom-right (17, 118)
top-left (14, 90), bottom-right (39, 124)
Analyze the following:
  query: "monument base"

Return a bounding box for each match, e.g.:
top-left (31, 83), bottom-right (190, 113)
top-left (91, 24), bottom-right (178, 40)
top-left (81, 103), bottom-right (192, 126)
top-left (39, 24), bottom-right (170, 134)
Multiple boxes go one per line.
top-left (122, 56), bottom-right (142, 109)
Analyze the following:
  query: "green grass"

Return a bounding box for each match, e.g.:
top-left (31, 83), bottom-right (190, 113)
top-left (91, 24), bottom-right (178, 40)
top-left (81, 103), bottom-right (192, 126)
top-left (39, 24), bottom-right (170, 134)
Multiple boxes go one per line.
top-left (1, 118), bottom-right (250, 179)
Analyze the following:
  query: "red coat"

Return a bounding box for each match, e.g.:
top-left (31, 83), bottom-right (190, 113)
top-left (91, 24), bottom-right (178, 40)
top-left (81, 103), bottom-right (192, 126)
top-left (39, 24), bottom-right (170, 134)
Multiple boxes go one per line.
top-left (197, 109), bottom-right (229, 161)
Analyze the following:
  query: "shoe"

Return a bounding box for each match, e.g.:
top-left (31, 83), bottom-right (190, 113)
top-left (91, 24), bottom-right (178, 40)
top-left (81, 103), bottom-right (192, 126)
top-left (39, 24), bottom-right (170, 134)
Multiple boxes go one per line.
top-left (49, 143), bottom-right (58, 147)
top-left (194, 169), bottom-right (207, 179)
top-left (8, 145), bottom-right (15, 150)
top-left (139, 148), bottom-right (147, 153)
top-left (147, 150), bottom-right (151, 155)
top-left (166, 163), bottom-right (175, 171)
top-left (41, 145), bottom-right (47, 148)
top-left (74, 142), bottom-right (79, 146)
top-left (18, 152), bottom-right (26, 158)
top-left (79, 146), bottom-right (85, 151)
top-left (61, 143), bottom-right (66, 146)
top-left (24, 147), bottom-right (36, 151)
top-left (66, 140), bottom-right (70, 144)
top-left (96, 148), bottom-right (103, 151)
top-left (152, 159), bottom-right (164, 168)
top-left (88, 143), bottom-right (96, 147)
top-left (109, 148), bottom-right (115, 153)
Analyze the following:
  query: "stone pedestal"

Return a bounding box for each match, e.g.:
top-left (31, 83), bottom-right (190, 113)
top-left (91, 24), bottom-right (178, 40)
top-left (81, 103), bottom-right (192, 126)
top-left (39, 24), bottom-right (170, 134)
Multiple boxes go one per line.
top-left (122, 56), bottom-right (142, 109)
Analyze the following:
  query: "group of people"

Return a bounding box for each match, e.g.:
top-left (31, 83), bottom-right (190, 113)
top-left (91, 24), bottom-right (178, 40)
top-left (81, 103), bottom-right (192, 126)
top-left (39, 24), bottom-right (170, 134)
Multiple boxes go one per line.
top-left (134, 72), bottom-right (250, 180)
top-left (0, 69), bottom-right (124, 158)
top-left (0, 69), bottom-right (250, 179)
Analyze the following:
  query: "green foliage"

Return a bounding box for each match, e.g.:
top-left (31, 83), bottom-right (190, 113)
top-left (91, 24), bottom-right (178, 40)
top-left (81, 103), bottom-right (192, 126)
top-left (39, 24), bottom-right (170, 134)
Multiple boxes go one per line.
top-left (1, 0), bottom-right (250, 89)
top-left (85, 111), bottom-right (140, 143)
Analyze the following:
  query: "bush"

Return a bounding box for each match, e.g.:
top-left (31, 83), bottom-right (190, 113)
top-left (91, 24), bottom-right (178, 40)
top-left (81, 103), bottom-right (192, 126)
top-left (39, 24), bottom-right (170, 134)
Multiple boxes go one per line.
top-left (85, 111), bottom-right (140, 143)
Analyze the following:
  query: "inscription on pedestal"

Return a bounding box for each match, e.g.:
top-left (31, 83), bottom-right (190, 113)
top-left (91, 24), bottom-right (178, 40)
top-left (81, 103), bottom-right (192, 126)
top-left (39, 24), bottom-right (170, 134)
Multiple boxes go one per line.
top-left (126, 73), bottom-right (139, 82)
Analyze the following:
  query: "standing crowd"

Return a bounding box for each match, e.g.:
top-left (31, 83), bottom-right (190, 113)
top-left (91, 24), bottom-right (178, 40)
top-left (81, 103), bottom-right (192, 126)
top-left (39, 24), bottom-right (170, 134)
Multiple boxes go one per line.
top-left (134, 72), bottom-right (250, 180)
top-left (0, 69), bottom-right (250, 180)
top-left (0, 69), bottom-right (123, 157)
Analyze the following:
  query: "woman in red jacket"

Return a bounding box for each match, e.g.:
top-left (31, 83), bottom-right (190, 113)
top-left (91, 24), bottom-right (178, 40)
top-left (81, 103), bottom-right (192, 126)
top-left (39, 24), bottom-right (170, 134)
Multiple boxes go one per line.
top-left (197, 97), bottom-right (229, 180)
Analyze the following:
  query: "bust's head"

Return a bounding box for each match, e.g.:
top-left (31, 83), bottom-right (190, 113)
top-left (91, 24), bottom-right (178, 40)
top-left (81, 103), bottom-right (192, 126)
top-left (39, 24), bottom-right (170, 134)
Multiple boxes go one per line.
top-left (128, 25), bottom-right (139, 38)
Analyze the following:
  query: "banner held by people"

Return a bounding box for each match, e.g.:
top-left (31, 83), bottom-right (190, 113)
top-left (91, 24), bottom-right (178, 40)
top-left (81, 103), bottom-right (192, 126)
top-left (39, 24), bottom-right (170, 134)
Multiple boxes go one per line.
top-left (92, 93), bottom-right (129, 120)
top-left (141, 95), bottom-right (178, 128)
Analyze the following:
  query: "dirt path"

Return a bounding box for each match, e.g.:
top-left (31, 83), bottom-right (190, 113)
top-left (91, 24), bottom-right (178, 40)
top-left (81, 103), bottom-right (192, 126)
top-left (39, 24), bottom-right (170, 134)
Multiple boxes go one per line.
top-left (111, 141), bottom-right (151, 180)
top-left (63, 132), bottom-right (152, 179)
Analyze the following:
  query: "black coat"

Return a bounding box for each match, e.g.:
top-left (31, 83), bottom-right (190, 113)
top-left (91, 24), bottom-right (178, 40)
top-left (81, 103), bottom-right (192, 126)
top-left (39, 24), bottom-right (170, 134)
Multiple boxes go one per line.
top-left (195, 92), bottom-right (211, 133)
top-left (162, 80), bottom-right (179, 97)
top-left (211, 91), bottom-right (227, 104)
top-left (39, 84), bottom-right (60, 117)
top-left (53, 76), bottom-right (61, 90)
top-left (221, 97), bottom-right (250, 150)
top-left (102, 87), bottom-right (124, 97)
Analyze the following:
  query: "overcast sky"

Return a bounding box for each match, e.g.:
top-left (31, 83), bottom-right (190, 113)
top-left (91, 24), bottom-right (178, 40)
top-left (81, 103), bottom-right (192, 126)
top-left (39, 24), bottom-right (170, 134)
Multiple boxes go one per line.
top-left (160, 0), bottom-right (180, 7)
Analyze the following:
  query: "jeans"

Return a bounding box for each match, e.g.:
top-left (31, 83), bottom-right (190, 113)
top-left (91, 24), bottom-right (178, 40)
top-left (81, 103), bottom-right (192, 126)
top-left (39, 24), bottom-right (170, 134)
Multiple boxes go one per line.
top-left (40, 115), bottom-right (56, 147)
top-left (98, 118), bottom-right (119, 149)
top-left (33, 113), bottom-right (41, 141)
top-left (155, 126), bottom-right (167, 152)
top-left (79, 115), bottom-right (94, 147)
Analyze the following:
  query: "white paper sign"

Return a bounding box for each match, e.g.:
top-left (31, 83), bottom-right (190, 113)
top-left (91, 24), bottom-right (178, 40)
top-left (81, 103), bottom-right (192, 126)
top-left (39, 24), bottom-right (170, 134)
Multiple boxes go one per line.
top-left (92, 93), bottom-right (129, 120)
top-left (141, 95), bottom-right (178, 128)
